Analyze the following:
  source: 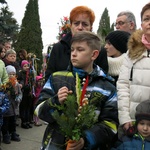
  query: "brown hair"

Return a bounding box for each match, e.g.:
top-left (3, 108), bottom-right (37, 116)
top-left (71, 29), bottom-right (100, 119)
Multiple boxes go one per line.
top-left (69, 6), bottom-right (95, 26)
top-left (18, 49), bottom-right (27, 60)
top-left (71, 31), bottom-right (101, 51)
top-left (0, 44), bottom-right (4, 53)
top-left (141, 2), bottom-right (150, 21)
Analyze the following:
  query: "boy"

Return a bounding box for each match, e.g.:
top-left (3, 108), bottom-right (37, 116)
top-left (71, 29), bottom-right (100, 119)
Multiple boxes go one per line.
top-left (3, 49), bottom-right (21, 75)
top-left (36, 31), bottom-right (118, 150)
top-left (112, 100), bottom-right (150, 149)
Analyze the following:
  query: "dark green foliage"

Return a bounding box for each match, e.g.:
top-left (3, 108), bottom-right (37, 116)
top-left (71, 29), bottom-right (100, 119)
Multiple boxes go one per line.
top-left (51, 94), bottom-right (97, 141)
top-left (14, 0), bottom-right (43, 73)
top-left (0, 0), bottom-right (7, 4)
top-left (0, 4), bottom-right (19, 43)
top-left (97, 8), bottom-right (114, 45)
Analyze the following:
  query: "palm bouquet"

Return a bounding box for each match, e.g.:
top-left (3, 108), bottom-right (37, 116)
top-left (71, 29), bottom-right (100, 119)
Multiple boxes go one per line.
top-left (50, 73), bottom-right (98, 146)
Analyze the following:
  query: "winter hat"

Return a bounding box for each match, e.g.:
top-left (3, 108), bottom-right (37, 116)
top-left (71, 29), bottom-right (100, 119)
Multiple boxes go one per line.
top-left (6, 65), bottom-right (16, 74)
top-left (21, 60), bottom-right (29, 68)
top-left (135, 100), bottom-right (150, 123)
top-left (105, 30), bottom-right (130, 54)
top-left (36, 75), bottom-right (43, 81)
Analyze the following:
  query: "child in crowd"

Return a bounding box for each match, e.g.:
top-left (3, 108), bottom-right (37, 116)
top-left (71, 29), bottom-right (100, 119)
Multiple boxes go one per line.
top-left (2, 65), bottom-right (22, 144)
top-left (112, 100), bottom-right (150, 150)
top-left (0, 44), bottom-right (6, 60)
top-left (3, 49), bottom-right (21, 75)
top-left (0, 90), bottom-right (9, 149)
top-left (33, 75), bottom-right (43, 126)
top-left (36, 31), bottom-right (118, 150)
top-left (18, 60), bottom-right (33, 129)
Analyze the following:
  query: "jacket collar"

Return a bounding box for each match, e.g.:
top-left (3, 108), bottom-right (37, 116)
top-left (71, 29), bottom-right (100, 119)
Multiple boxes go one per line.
top-left (128, 29), bottom-right (147, 60)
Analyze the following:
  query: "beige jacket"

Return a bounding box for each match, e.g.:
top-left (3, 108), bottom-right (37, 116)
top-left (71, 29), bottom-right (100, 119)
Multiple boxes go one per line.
top-left (117, 29), bottom-right (150, 125)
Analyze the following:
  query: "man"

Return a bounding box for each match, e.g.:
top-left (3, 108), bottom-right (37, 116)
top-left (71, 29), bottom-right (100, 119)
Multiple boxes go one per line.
top-left (115, 11), bottom-right (137, 34)
top-left (3, 41), bottom-right (11, 51)
top-left (45, 6), bottom-right (108, 82)
top-left (36, 31), bottom-right (118, 150)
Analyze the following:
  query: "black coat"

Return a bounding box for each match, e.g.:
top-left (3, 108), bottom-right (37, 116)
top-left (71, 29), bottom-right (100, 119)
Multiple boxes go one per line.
top-left (45, 32), bottom-right (108, 81)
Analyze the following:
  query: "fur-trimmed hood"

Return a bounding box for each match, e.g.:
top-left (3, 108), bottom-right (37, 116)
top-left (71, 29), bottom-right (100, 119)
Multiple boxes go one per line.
top-left (128, 29), bottom-right (147, 60)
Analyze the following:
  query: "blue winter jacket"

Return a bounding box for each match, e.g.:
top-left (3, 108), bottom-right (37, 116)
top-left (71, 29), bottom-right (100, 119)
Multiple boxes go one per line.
top-left (111, 134), bottom-right (150, 150)
top-left (0, 91), bottom-right (9, 126)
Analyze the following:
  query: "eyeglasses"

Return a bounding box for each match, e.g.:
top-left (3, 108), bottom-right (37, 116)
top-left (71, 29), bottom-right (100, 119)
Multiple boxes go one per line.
top-left (114, 21), bottom-right (128, 27)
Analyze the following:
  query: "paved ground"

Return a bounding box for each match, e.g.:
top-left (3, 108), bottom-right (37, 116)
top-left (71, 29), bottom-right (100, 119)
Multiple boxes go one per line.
top-left (1, 119), bottom-right (47, 150)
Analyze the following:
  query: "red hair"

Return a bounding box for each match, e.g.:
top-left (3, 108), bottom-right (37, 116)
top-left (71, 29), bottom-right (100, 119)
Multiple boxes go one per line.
top-left (69, 6), bottom-right (95, 26)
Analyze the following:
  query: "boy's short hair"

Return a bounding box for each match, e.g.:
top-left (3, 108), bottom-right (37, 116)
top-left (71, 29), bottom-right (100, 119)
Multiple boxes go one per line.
top-left (135, 100), bottom-right (150, 123)
top-left (71, 31), bottom-right (101, 51)
top-left (5, 49), bottom-right (16, 57)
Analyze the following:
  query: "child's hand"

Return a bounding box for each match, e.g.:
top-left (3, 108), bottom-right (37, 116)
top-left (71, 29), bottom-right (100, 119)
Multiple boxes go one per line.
top-left (123, 122), bottom-right (133, 131)
top-left (67, 138), bottom-right (84, 150)
top-left (57, 86), bottom-right (72, 104)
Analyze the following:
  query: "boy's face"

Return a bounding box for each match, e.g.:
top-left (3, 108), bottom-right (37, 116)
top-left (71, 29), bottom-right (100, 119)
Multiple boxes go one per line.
top-left (71, 41), bottom-right (99, 73)
top-left (137, 120), bottom-right (150, 138)
top-left (6, 54), bottom-right (16, 62)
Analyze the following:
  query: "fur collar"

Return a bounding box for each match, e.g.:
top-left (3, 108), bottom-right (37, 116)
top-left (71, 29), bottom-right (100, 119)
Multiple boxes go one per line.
top-left (128, 29), bottom-right (147, 60)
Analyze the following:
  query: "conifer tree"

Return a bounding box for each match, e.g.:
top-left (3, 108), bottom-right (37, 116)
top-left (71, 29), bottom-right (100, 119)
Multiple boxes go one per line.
top-left (0, 3), bottom-right (19, 43)
top-left (97, 8), bottom-right (114, 45)
top-left (14, 0), bottom-right (43, 73)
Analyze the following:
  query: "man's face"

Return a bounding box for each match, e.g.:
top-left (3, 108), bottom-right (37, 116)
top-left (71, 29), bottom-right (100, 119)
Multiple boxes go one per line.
top-left (115, 15), bottom-right (133, 33)
top-left (70, 14), bottom-right (92, 36)
top-left (4, 43), bottom-right (11, 51)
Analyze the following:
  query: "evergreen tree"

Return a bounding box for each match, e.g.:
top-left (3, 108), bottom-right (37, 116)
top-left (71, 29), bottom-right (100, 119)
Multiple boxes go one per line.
top-left (0, 0), bottom-right (7, 4)
top-left (0, 3), bottom-right (19, 43)
top-left (97, 8), bottom-right (114, 45)
top-left (14, 0), bottom-right (43, 73)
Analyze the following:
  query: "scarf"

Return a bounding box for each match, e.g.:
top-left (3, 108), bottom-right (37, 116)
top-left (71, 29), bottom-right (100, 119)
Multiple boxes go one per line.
top-left (141, 34), bottom-right (150, 49)
top-left (72, 67), bottom-right (88, 78)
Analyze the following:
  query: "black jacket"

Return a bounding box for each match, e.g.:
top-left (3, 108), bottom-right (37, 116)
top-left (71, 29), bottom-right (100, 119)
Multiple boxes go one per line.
top-left (45, 32), bottom-right (108, 81)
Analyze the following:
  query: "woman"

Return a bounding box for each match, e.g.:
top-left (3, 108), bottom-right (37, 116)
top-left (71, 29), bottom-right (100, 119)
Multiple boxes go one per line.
top-left (117, 2), bottom-right (150, 138)
top-left (45, 6), bottom-right (108, 82)
top-left (105, 30), bottom-right (130, 86)
top-left (17, 49), bottom-right (28, 67)
top-left (0, 44), bottom-right (6, 60)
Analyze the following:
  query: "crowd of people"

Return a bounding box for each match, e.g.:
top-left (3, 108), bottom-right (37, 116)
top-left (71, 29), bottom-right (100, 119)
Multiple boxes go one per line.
top-left (0, 42), bottom-right (44, 149)
top-left (1, 2), bottom-right (150, 150)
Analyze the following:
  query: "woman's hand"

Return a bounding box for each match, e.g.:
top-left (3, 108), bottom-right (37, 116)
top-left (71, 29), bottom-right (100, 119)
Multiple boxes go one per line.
top-left (57, 86), bottom-right (72, 104)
